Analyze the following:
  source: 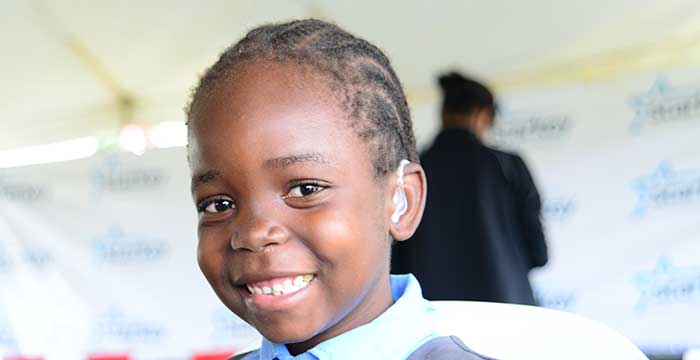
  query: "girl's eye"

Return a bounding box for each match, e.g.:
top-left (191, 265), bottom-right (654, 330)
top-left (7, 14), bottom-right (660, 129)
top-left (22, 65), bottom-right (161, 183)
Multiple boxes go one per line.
top-left (285, 183), bottom-right (325, 198)
top-left (198, 197), bottom-right (235, 214)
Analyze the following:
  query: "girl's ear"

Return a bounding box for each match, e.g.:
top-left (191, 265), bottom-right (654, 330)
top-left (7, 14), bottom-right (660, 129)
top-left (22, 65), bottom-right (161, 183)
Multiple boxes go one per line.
top-left (388, 162), bottom-right (427, 241)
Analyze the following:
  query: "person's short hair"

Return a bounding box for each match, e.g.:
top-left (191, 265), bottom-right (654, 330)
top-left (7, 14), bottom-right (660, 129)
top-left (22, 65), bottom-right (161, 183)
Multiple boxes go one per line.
top-left (185, 19), bottom-right (419, 177)
top-left (438, 72), bottom-right (496, 116)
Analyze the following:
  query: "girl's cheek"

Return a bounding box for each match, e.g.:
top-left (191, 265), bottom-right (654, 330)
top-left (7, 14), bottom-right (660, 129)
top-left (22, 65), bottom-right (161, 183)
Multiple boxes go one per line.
top-left (321, 220), bottom-right (362, 254)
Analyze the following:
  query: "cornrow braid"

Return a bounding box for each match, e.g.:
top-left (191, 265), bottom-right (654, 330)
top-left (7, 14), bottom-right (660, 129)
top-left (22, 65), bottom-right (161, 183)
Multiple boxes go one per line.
top-left (185, 19), bottom-right (418, 177)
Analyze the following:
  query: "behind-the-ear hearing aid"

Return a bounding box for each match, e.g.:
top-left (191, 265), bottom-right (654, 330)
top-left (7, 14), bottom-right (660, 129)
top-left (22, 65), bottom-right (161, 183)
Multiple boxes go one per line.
top-left (391, 159), bottom-right (410, 224)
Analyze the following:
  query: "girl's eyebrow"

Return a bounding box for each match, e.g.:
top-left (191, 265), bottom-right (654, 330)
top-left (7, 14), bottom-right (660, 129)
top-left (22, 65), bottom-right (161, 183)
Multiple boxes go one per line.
top-left (191, 152), bottom-right (331, 191)
top-left (264, 152), bottom-right (331, 169)
top-left (191, 169), bottom-right (222, 192)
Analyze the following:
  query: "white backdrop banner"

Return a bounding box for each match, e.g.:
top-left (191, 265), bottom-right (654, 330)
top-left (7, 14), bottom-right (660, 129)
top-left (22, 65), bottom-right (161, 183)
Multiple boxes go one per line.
top-left (486, 67), bottom-right (700, 356)
top-left (1, 66), bottom-right (699, 359)
top-left (0, 150), bottom-right (260, 360)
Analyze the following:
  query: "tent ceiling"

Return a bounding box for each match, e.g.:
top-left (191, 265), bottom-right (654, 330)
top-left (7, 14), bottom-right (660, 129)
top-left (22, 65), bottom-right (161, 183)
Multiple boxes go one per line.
top-left (3, 0), bottom-right (700, 151)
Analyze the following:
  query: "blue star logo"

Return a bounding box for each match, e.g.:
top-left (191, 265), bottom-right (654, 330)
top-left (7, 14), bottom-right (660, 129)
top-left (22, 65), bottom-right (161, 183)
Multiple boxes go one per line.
top-left (629, 77), bottom-right (700, 132)
top-left (91, 153), bottom-right (122, 195)
top-left (91, 153), bottom-right (164, 194)
top-left (629, 78), bottom-right (671, 131)
top-left (633, 257), bottom-right (700, 312)
top-left (94, 307), bottom-right (164, 344)
top-left (92, 226), bottom-right (168, 264)
top-left (631, 161), bottom-right (700, 216)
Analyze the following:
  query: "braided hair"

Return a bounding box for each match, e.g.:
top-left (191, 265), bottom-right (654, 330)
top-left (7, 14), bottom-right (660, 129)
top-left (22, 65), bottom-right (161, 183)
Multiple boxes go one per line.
top-left (185, 19), bottom-right (418, 177)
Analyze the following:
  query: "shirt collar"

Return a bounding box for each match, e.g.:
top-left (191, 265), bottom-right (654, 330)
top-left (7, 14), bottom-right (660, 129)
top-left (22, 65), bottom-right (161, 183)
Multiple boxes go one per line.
top-left (258, 274), bottom-right (437, 360)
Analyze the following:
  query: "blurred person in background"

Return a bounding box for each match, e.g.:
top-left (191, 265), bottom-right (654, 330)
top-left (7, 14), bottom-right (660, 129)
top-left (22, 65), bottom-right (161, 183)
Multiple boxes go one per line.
top-left (392, 72), bottom-right (548, 305)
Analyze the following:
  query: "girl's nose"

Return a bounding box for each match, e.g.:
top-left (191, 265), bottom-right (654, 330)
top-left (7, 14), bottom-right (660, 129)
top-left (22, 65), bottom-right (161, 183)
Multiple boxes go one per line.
top-left (230, 210), bottom-right (289, 252)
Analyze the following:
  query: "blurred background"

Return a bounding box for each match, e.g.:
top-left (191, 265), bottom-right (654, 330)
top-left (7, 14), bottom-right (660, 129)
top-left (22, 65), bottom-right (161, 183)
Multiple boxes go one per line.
top-left (2, 1), bottom-right (700, 359)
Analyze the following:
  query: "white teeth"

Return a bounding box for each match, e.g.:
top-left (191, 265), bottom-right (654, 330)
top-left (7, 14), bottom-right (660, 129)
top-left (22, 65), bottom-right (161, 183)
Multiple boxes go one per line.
top-left (283, 279), bottom-right (293, 289)
top-left (283, 279), bottom-right (298, 293)
top-left (247, 275), bottom-right (315, 296)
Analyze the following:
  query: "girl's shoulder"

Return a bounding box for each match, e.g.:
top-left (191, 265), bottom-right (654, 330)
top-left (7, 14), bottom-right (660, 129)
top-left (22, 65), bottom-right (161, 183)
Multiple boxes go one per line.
top-left (228, 350), bottom-right (256, 360)
top-left (407, 336), bottom-right (497, 360)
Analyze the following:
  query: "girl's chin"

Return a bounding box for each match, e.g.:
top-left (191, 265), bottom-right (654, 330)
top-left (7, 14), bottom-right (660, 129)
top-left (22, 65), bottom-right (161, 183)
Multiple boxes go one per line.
top-left (259, 327), bottom-right (320, 347)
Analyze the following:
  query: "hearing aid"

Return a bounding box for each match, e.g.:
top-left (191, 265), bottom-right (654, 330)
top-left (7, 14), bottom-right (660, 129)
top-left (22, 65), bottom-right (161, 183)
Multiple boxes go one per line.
top-left (391, 159), bottom-right (411, 224)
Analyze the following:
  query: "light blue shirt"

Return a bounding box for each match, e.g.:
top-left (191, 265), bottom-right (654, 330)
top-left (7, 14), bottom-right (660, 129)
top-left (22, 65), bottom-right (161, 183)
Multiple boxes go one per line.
top-left (244, 274), bottom-right (438, 360)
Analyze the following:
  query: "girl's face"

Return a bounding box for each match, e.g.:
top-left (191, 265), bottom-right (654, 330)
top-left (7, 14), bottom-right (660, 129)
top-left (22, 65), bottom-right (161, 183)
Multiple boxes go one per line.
top-left (188, 60), bottom-right (395, 353)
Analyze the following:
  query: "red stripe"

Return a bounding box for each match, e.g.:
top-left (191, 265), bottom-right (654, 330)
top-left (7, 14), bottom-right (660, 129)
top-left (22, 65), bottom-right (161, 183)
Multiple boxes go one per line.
top-left (87, 354), bottom-right (130, 360)
top-left (191, 349), bottom-right (236, 360)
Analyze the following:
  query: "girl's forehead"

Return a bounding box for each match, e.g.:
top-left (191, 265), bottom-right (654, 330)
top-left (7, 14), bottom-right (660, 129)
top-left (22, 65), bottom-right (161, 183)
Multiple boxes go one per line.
top-left (205, 60), bottom-right (347, 129)
top-left (189, 60), bottom-right (374, 172)
top-left (202, 60), bottom-right (345, 124)
top-left (230, 59), bottom-right (337, 98)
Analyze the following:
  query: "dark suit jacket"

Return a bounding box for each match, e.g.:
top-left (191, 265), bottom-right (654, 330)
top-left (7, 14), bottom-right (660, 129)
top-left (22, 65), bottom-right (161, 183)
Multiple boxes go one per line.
top-left (392, 128), bottom-right (547, 304)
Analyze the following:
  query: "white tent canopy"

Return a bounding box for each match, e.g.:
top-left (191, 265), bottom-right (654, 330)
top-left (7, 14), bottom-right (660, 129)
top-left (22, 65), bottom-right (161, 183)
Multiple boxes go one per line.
top-left (3, 0), bottom-right (700, 151)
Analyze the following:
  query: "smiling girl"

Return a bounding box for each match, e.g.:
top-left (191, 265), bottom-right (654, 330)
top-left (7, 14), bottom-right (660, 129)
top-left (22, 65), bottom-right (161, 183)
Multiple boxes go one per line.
top-left (185, 18), bottom-right (492, 360)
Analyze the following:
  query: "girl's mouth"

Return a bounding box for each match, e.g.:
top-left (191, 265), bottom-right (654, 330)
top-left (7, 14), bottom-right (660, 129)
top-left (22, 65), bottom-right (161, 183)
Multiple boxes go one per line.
top-left (245, 274), bottom-right (315, 297)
